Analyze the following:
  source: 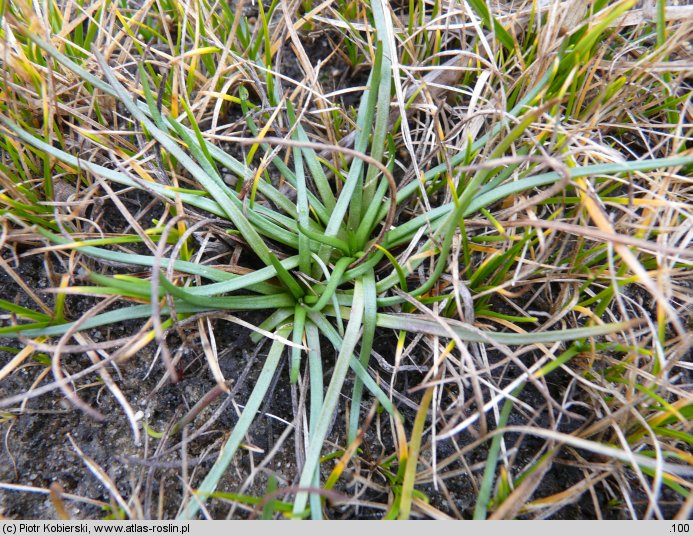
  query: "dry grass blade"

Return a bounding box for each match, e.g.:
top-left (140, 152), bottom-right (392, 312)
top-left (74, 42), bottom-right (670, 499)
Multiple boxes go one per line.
top-left (67, 435), bottom-right (135, 519)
